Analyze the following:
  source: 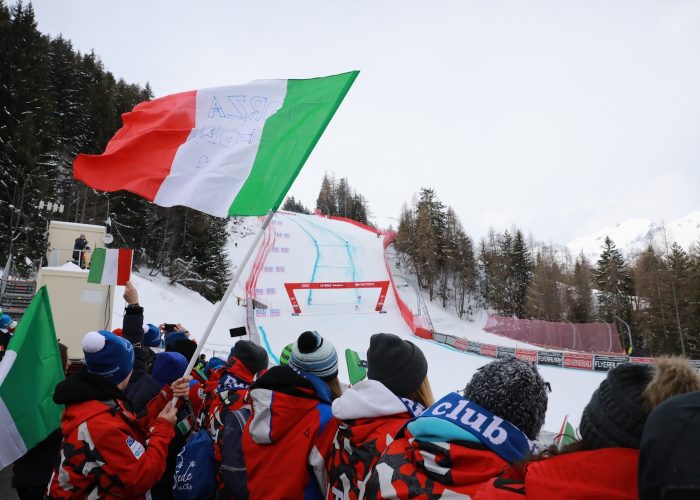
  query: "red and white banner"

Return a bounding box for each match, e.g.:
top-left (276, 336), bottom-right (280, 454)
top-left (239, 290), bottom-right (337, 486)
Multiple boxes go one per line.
top-left (283, 281), bottom-right (390, 314)
top-left (563, 352), bottom-right (594, 370)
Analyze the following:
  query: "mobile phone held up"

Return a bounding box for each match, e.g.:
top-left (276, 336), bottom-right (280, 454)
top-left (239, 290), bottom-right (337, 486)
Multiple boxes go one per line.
top-left (163, 323), bottom-right (177, 333)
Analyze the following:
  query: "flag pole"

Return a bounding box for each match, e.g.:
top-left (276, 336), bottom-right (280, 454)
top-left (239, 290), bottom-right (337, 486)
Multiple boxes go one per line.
top-left (173, 210), bottom-right (275, 404)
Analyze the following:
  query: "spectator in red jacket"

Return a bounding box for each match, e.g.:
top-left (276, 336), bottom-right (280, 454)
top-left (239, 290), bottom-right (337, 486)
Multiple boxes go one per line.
top-left (48, 330), bottom-right (190, 499)
top-left (366, 357), bottom-right (548, 499)
top-left (243, 330), bottom-right (342, 499)
top-left (311, 333), bottom-right (434, 499)
top-left (477, 362), bottom-right (655, 500)
top-left (196, 340), bottom-right (268, 495)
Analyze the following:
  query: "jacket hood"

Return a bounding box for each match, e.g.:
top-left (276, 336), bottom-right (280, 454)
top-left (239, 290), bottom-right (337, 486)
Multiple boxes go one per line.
top-left (524, 448), bottom-right (639, 499)
top-left (54, 370), bottom-right (127, 405)
top-left (54, 371), bottom-right (130, 435)
top-left (248, 365), bottom-right (331, 444)
top-left (642, 356), bottom-right (700, 410)
top-left (332, 379), bottom-right (412, 420)
top-left (219, 357), bottom-right (257, 387)
top-left (639, 391), bottom-right (700, 497)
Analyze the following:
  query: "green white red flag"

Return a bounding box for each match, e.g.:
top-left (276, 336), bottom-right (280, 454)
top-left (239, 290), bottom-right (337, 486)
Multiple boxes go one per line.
top-left (87, 248), bottom-right (133, 285)
top-left (0, 287), bottom-right (64, 468)
top-left (554, 414), bottom-right (577, 450)
top-left (74, 72), bottom-right (359, 217)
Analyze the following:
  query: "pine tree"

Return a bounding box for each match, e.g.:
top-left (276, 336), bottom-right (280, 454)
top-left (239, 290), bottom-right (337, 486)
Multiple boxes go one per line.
top-left (570, 253), bottom-right (593, 323)
top-left (281, 196), bottom-right (310, 214)
top-left (594, 237), bottom-right (634, 350)
top-left (316, 172), bottom-right (337, 216)
top-left (510, 229), bottom-right (533, 318)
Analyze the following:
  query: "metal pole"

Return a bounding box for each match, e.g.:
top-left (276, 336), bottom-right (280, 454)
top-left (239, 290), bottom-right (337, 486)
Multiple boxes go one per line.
top-left (612, 314), bottom-right (633, 353)
top-left (172, 210), bottom-right (274, 404)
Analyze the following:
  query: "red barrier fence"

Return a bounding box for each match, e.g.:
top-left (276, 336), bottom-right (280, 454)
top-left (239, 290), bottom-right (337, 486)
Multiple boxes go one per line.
top-left (483, 315), bottom-right (624, 354)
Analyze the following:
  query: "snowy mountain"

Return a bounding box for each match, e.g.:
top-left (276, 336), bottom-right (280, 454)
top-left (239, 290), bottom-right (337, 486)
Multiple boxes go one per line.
top-left (567, 210), bottom-right (700, 261)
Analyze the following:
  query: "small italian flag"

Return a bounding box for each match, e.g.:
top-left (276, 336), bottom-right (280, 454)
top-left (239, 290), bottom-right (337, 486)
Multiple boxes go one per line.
top-left (0, 287), bottom-right (64, 468)
top-left (554, 414), bottom-right (577, 450)
top-left (87, 248), bottom-right (134, 286)
top-left (74, 72), bottom-right (359, 217)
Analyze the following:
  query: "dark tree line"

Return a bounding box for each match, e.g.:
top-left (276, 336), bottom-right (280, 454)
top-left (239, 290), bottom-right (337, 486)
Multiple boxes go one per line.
top-left (0, 1), bottom-right (229, 301)
top-left (315, 172), bottom-right (370, 225)
top-left (395, 187), bottom-right (700, 357)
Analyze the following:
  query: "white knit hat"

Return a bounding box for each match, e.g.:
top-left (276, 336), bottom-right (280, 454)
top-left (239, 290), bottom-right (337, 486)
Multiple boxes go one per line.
top-left (289, 331), bottom-right (338, 381)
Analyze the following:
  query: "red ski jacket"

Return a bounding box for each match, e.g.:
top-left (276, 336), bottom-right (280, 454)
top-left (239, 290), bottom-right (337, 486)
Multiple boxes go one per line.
top-left (475, 448), bottom-right (639, 500)
top-left (197, 358), bottom-right (256, 463)
top-left (48, 372), bottom-right (175, 499)
top-left (243, 366), bottom-right (334, 500)
top-left (311, 379), bottom-right (419, 499)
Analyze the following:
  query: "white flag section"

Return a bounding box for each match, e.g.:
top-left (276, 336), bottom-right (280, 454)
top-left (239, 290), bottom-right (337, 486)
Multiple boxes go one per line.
top-left (154, 80), bottom-right (287, 216)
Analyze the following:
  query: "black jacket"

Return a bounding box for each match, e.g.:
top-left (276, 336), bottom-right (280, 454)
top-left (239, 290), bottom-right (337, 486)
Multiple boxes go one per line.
top-left (639, 390), bottom-right (700, 499)
top-left (122, 305), bottom-right (161, 415)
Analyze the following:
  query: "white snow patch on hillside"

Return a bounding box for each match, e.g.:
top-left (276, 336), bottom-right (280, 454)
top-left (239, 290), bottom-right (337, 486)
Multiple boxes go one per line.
top-left (568, 210), bottom-right (700, 261)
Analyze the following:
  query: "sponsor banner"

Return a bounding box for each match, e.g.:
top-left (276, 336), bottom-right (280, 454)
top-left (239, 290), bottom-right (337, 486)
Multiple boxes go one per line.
top-left (265, 288), bottom-right (275, 295)
top-left (275, 266), bottom-right (286, 272)
top-left (254, 288), bottom-right (264, 295)
top-left (444, 335), bottom-right (458, 348)
top-left (629, 357), bottom-right (655, 364)
top-left (270, 309), bottom-right (281, 317)
top-left (497, 346), bottom-right (516, 359)
top-left (468, 341), bottom-right (481, 354)
top-left (281, 247), bottom-right (290, 253)
top-left (254, 309), bottom-right (267, 318)
top-left (455, 338), bottom-right (468, 351)
top-left (271, 247), bottom-right (279, 253)
top-left (516, 348), bottom-right (538, 364)
top-left (593, 355), bottom-right (629, 371)
top-left (433, 332), bottom-right (447, 344)
top-left (537, 351), bottom-right (563, 367)
top-left (480, 344), bottom-right (497, 358)
top-left (264, 266), bottom-right (274, 272)
top-left (563, 352), bottom-right (594, 370)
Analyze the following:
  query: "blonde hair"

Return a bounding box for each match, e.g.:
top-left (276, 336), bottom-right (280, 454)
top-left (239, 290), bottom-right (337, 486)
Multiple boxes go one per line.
top-left (326, 377), bottom-right (344, 400)
top-left (408, 377), bottom-right (435, 408)
top-left (643, 356), bottom-right (700, 410)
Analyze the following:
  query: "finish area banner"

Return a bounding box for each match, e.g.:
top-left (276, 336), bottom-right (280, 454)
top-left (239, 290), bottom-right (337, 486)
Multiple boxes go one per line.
top-left (284, 281), bottom-right (390, 314)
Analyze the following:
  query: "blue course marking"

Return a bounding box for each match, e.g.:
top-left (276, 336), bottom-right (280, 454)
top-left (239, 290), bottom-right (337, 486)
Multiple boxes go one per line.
top-left (294, 216), bottom-right (360, 305)
top-left (259, 325), bottom-right (280, 365)
top-left (286, 216), bottom-right (322, 304)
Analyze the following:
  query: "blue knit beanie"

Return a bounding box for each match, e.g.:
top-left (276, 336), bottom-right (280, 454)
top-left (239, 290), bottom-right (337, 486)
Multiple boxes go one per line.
top-left (143, 324), bottom-right (162, 348)
top-left (289, 331), bottom-right (338, 381)
top-left (152, 351), bottom-right (188, 387)
top-left (82, 330), bottom-right (135, 385)
top-left (0, 314), bottom-right (11, 330)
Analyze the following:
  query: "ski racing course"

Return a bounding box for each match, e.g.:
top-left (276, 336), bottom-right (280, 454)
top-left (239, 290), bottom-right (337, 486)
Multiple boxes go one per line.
top-left (232, 213), bottom-right (606, 433)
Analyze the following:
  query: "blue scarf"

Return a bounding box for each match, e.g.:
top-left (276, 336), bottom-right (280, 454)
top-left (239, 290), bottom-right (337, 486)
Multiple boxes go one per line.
top-left (416, 392), bottom-right (535, 464)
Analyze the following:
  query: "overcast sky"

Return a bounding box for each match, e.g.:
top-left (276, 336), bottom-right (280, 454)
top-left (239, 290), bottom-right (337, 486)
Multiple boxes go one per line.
top-left (30, 0), bottom-right (700, 244)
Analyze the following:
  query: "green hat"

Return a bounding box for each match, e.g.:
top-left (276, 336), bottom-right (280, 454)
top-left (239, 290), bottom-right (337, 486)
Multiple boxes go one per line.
top-left (279, 343), bottom-right (294, 366)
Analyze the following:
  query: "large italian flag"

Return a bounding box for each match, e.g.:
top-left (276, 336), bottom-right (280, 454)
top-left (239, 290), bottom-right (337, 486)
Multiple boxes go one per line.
top-left (74, 72), bottom-right (359, 217)
top-left (0, 287), bottom-right (64, 468)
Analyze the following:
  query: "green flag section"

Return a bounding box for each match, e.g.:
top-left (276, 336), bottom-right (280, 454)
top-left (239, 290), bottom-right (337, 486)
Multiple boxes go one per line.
top-left (554, 414), bottom-right (577, 450)
top-left (0, 287), bottom-right (64, 468)
top-left (345, 349), bottom-right (367, 385)
top-left (74, 72), bottom-right (359, 217)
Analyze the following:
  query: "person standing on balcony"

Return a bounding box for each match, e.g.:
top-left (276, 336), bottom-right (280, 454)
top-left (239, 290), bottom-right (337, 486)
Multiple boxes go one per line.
top-left (71, 233), bottom-right (88, 268)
